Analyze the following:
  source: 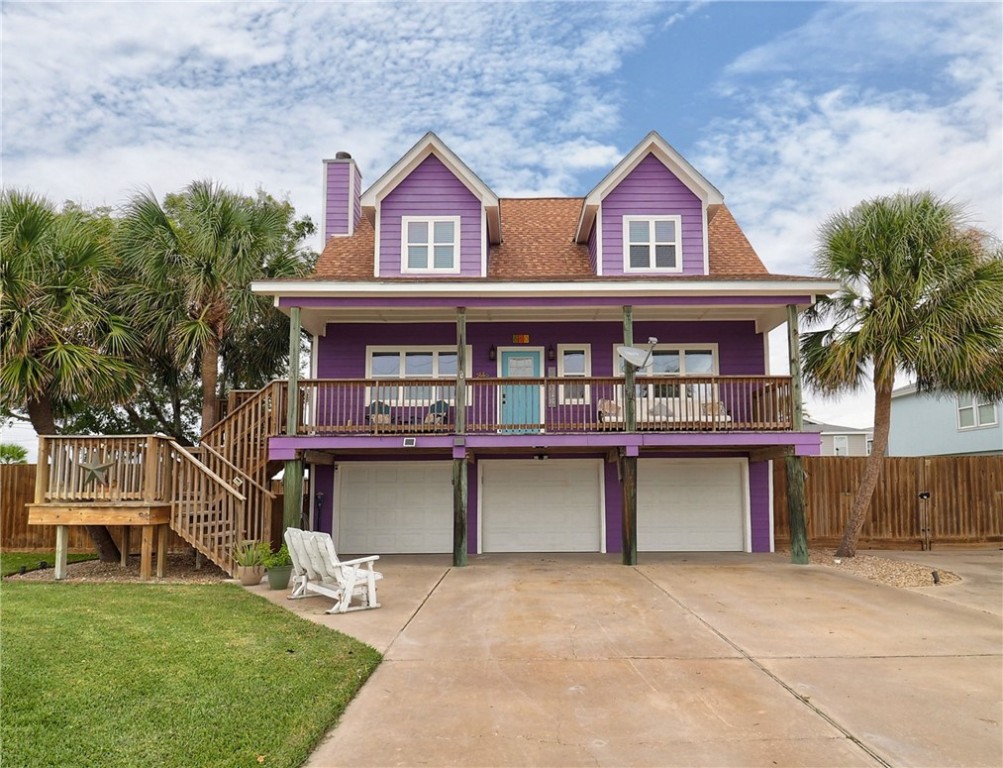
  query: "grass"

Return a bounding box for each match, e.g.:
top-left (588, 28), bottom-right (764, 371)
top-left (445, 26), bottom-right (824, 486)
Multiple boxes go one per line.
top-left (0, 582), bottom-right (382, 768)
top-left (0, 550), bottom-right (97, 576)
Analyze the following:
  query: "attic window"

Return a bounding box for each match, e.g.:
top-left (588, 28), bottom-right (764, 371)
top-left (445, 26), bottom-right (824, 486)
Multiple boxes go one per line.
top-left (623, 216), bottom-right (681, 272)
top-left (402, 216), bottom-right (460, 273)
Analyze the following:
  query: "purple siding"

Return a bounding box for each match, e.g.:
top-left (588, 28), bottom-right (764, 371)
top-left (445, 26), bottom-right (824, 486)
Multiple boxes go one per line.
top-left (748, 460), bottom-right (771, 552)
top-left (318, 320), bottom-right (765, 378)
top-left (379, 155), bottom-right (483, 277)
top-left (314, 464), bottom-right (334, 535)
top-left (601, 154), bottom-right (704, 276)
top-left (325, 161), bottom-right (350, 240)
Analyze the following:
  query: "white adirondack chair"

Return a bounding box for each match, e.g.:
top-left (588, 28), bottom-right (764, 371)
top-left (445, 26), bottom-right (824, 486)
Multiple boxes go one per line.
top-left (284, 528), bottom-right (382, 614)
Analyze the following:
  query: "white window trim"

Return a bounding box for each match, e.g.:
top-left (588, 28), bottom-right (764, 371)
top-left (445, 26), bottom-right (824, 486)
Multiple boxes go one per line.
top-left (622, 215), bottom-right (683, 273)
top-left (556, 344), bottom-right (591, 405)
top-left (957, 395), bottom-right (998, 430)
top-left (401, 215), bottom-right (461, 274)
top-left (365, 345), bottom-right (472, 405)
top-left (613, 343), bottom-right (719, 404)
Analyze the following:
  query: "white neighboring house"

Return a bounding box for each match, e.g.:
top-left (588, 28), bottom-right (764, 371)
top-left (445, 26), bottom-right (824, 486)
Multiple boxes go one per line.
top-left (805, 419), bottom-right (873, 456)
top-left (888, 385), bottom-right (1002, 457)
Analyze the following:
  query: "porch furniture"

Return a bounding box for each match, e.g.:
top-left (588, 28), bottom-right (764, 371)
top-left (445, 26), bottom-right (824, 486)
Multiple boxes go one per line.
top-left (424, 400), bottom-right (450, 425)
top-left (366, 400), bottom-right (394, 429)
top-left (284, 527), bottom-right (382, 613)
top-left (596, 397), bottom-right (732, 427)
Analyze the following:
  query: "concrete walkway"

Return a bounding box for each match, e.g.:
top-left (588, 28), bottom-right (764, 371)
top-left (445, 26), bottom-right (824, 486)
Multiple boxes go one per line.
top-left (250, 550), bottom-right (1003, 767)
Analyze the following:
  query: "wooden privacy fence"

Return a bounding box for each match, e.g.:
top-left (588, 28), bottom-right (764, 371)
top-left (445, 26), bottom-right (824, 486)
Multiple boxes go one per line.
top-left (0, 463), bottom-right (189, 553)
top-left (775, 456), bottom-right (1003, 549)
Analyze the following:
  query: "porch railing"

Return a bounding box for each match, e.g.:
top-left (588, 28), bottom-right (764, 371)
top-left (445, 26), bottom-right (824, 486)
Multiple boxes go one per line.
top-left (287, 375), bottom-right (794, 435)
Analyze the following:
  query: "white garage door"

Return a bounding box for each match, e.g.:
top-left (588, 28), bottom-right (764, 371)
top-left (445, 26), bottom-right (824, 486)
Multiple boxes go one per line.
top-left (336, 462), bottom-right (453, 554)
top-left (638, 459), bottom-right (746, 551)
top-left (480, 459), bottom-right (603, 552)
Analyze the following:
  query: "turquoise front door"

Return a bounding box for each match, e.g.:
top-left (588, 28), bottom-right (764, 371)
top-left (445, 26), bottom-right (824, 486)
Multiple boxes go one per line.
top-left (500, 350), bottom-right (542, 433)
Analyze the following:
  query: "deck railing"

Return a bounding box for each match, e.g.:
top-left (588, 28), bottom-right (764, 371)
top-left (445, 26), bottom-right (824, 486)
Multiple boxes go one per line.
top-left (38, 435), bottom-right (174, 503)
top-left (34, 435), bottom-right (257, 574)
top-left (288, 375), bottom-right (794, 435)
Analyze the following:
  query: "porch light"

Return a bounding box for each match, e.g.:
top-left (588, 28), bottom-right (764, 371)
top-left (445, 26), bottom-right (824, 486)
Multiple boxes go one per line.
top-left (488, 344), bottom-right (497, 361)
top-left (547, 344), bottom-right (556, 361)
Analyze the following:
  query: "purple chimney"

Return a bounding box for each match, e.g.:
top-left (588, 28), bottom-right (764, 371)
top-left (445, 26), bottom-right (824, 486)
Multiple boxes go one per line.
top-left (323, 151), bottom-right (362, 241)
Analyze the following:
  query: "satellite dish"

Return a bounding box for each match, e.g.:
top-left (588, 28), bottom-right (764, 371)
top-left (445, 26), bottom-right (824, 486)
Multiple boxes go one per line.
top-left (617, 337), bottom-right (658, 369)
top-left (617, 346), bottom-right (651, 367)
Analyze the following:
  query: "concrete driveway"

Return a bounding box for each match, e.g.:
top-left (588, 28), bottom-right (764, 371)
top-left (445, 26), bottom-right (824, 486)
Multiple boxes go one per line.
top-left (252, 550), bottom-right (1003, 767)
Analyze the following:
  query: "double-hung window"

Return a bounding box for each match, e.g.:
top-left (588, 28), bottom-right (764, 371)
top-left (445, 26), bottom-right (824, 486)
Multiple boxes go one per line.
top-left (367, 346), bottom-right (469, 404)
top-left (957, 394), bottom-right (997, 429)
top-left (615, 344), bottom-right (717, 401)
top-left (557, 345), bottom-right (591, 404)
top-left (623, 216), bottom-right (682, 272)
top-left (402, 216), bottom-right (461, 273)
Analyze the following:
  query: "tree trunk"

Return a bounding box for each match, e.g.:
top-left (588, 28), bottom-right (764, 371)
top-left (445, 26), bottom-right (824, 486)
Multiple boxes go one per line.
top-left (835, 379), bottom-right (894, 557)
top-left (200, 337), bottom-right (220, 432)
top-left (26, 396), bottom-right (57, 436)
top-left (84, 525), bottom-right (122, 562)
top-left (27, 396), bottom-right (121, 562)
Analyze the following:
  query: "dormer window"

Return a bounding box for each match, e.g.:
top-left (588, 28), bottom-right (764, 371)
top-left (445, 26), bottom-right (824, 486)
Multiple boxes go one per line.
top-left (402, 216), bottom-right (461, 273)
top-left (623, 216), bottom-right (681, 272)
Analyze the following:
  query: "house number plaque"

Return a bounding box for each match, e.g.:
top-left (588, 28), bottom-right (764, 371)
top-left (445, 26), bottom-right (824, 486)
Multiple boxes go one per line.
top-left (512, 334), bottom-right (530, 344)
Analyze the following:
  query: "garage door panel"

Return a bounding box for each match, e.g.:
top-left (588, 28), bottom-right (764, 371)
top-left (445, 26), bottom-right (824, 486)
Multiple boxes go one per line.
top-left (639, 459), bottom-right (745, 552)
top-left (481, 460), bottom-right (602, 553)
top-left (338, 462), bottom-right (453, 554)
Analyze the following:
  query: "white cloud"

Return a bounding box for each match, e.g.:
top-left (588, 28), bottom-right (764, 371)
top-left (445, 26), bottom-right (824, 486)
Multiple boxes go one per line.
top-left (2, 2), bottom-right (666, 241)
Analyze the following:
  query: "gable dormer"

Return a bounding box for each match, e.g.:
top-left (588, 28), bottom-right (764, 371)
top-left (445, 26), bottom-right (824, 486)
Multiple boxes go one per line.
top-left (360, 132), bottom-right (500, 278)
top-left (575, 132), bottom-right (724, 277)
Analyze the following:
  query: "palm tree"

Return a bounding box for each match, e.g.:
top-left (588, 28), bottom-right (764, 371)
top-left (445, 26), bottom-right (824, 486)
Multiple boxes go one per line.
top-left (802, 191), bottom-right (1003, 557)
top-left (118, 181), bottom-right (290, 431)
top-left (1, 190), bottom-right (138, 560)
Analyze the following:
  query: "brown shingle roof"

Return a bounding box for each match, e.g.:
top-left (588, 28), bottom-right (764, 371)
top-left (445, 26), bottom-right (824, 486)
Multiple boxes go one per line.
top-left (707, 204), bottom-right (768, 275)
top-left (310, 199), bottom-right (769, 280)
top-left (489, 199), bottom-right (593, 279)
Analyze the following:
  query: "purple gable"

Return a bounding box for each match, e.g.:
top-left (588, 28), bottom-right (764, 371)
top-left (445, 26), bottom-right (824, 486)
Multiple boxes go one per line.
top-left (601, 154), bottom-right (705, 276)
top-left (378, 154), bottom-right (483, 277)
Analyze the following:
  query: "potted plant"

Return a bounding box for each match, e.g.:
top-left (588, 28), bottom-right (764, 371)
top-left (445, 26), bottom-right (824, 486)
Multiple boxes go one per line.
top-left (232, 540), bottom-right (268, 586)
top-left (263, 543), bottom-right (293, 590)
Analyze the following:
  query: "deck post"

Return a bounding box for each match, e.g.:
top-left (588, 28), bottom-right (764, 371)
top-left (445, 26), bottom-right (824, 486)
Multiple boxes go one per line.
top-left (156, 524), bottom-right (168, 578)
top-left (622, 306), bottom-right (638, 566)
top-left (140, 526), bottom-right (154, 581)
top-left (452, 453), bottom-right (468, 567)
top-left (54, 525), bottom-right (68, 580)
top-left (455, 308), bottom-right (466, 433)
top-left (120, 527), bottom-right (130, 567)
top-left (786, 304), bottom-right (809, 564)
top-left (284, 306), bottom-right (304, 533)
top-left (623, 306), bottom-right (636, 431)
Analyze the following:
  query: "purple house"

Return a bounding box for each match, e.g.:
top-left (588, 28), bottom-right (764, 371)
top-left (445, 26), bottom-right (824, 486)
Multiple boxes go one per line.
top-left (254, 132), bottom-right (835, 564)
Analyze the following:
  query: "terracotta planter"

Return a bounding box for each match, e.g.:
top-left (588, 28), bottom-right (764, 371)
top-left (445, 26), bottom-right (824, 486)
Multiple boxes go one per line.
top-left (235, 565), bottom-right (264, 586)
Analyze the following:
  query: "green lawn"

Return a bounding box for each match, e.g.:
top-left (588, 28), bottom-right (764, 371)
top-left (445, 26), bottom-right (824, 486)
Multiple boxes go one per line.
top-left (1, 582), bottom-right (381, 768)
top-left (1, 550), bottom-right (97, 576)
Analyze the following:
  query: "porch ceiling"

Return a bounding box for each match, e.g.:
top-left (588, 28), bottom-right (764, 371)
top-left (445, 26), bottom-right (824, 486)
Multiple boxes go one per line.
top-left (293, 304), bottom-right (790, 336)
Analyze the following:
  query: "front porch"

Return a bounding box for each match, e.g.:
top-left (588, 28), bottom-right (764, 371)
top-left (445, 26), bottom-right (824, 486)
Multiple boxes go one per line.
top-left (281, 374), bottom-right (795, 436)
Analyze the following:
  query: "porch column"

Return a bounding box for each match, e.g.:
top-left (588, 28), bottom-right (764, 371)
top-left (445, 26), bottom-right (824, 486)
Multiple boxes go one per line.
top-left (452, 309), bottom-right (468, 566)
top-left (622, 306), bottom-right (638, 566)
top-left (786, 304), bottom-right (808, 564)
top-left (283, 306), bottom-right (304, 532)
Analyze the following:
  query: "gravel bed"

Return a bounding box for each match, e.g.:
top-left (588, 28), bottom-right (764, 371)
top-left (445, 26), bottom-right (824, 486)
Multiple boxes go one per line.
top-left (5, 549), bottom-right (960, 590)
top-left (4, 552), bottom-right (229, 584)
top-left (796, 548), bottom-right (960, 588)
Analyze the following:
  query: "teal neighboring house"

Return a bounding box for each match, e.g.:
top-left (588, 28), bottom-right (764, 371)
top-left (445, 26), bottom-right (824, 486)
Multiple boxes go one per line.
top-left (888, 384), bottom-right (1002, 456)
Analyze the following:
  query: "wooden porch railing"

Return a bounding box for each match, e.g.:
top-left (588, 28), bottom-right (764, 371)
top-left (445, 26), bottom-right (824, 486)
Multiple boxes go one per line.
top-left (286, 375), bottom-right (794, 435)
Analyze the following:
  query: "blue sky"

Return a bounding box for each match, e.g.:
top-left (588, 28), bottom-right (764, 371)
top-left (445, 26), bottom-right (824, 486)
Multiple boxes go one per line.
top-left (2, 1), bottom-right (1001, 453)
